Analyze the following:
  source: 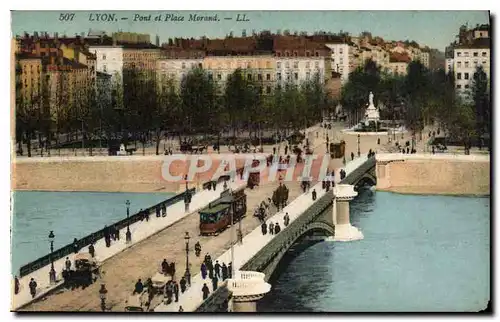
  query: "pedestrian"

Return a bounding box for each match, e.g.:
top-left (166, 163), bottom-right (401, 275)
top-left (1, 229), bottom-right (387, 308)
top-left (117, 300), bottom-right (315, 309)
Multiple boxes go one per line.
top-left (173, 280), bottom-right (179, 302)
top-left (269, 222), bottom-right (274, 235)
top-left (201, 262), bottom-right (207, 280)
top-left (72, 238), bottom-right (79, 254)
top-left (133, 279), bottom-right (143, 294)
top-left (180, 276), bottom-right (187, 293)
top-left (208, 264), bottom-right (214, 280)
top-left (145, 210), bottom-right (150, 222)
top-left (222, 263), bottom-right (228, 281)
top-left (114, 226), bottom-right (120, 241)
top-left (322, 180), bottom-right (326, 190)
top-left (156, 206), bottom-right (161, 218)
top-left (284, 213), bottom-right (290, 226)
top-left (202, 283), bottom-right (210, 300)
top-left (204, 253), bottom-right (211, 265)
top-left (312, 189), bottom-right (317, 201)
top-left (29, 278), bottom-right (37, 298)
top-left (89, 243), bottom-right (95, 258)
top-left (161, 259), bottom-right (169, 275)
top-left (228, 263), bottom-right (232, 278)
top-left (351, 152), bottom-right (354, 161)
top-left (273, 147), bottom-right (276, 155)
top-left (377, 137), bottom-right (380, 145)
top-left (432, 145), bottom-right (435, 154)
top-left (261, 222), bottom-right (267, 235)
top-left (179, 306), bottom-right (184, 312)
top-left (170, 262), bottom-right (176, 278)
top-left (14, 276), bottom-right (19, 295)
top-left (165, 282), bottom-right (173, 304)
top-left (284, 145), bottom-right (288, 155)
top-left (162, 204), bottom-right (167, 217)
top-left (212, 274), bottom-right (218, 291)
top-left (406, 147), bottom-right (409, 154)
top-left (215, 260), bottom-right (221, 279)
top-left (274, 222), bottom-right (281, 234)
top-left (65, 257), bottom-right (71, 270)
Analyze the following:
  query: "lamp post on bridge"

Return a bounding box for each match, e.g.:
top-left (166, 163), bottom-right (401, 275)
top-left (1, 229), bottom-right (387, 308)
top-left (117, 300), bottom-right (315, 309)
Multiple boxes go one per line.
top-left (48, 230), bottom-right (56, 284)
top-left (125, 200), bottom-right (132, 243)
top-left (184, 232), bottom-right (191, 286)
top-left (357, 134), bottom-right (360, 157)
top-left (99, 284), bottom-right (108, 312)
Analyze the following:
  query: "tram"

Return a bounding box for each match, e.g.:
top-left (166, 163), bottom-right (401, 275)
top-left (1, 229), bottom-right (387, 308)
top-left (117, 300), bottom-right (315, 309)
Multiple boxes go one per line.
top-left (199, 187), bottom-right (247, 236)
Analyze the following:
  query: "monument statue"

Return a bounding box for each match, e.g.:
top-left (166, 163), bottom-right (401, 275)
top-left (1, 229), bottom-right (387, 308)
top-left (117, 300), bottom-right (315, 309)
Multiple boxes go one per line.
top-left (364, 91), bottom-right (380, 123)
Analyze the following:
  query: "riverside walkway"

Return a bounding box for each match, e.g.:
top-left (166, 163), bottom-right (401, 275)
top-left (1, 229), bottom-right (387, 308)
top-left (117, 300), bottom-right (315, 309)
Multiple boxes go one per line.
top-left (12, 180), bottom-right (245, 311)
top-left (155, 155), bottom-right (368, 312)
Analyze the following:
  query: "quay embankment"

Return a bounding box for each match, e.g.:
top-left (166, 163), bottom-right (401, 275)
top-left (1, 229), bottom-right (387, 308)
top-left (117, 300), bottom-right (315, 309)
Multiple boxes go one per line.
top-left (375, 154), bottom-right (490, 196)
top-left (11, 154), bottom-right (269, 193)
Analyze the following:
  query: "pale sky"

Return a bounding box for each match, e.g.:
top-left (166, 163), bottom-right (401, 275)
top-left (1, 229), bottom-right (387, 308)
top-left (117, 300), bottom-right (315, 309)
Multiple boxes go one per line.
top-left (11, 11), bottom-right (490, 51)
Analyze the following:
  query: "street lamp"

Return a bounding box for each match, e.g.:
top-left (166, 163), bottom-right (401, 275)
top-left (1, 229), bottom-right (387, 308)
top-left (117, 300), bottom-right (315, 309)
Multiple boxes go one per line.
top-left (184, 232), bottom-right (191, 286)
top-left (99, 284), bottom-right (108, 312)
top-left (357, 134), bottom-right (360, 157)
top-left (48, 230), bottom-right (56, 284)
top-left (125, 200), bottom-right (132, 243)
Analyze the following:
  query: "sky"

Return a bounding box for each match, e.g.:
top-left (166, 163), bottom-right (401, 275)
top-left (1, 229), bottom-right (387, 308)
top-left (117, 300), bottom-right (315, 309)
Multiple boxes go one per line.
top-left (11, 10), bottom-right (490, 51)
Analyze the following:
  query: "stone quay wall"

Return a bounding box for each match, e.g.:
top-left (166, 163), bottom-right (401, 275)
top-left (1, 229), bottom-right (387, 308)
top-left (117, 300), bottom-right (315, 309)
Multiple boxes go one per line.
top-left (11, 155), bottom-right (262, 193)
top-left (376, 154), bottom-right (490, 196)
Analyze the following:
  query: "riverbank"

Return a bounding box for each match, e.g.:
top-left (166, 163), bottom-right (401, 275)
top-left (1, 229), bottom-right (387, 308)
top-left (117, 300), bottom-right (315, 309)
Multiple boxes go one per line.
top-left (375, 154), bottom-right (490, 196)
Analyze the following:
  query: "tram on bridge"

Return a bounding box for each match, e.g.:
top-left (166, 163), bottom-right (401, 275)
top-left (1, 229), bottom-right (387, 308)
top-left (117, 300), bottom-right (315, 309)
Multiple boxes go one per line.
top-left (199, 187), bottom-right (247, 236)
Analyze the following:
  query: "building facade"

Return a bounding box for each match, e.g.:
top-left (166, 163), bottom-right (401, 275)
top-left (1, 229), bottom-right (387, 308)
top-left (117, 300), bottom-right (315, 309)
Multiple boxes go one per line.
top-left (325, 43), bottom-right (350, 83)
top-left (89, 46), bottom-right (124, 83)
top-left (453, 43), bottom-right (490, 97)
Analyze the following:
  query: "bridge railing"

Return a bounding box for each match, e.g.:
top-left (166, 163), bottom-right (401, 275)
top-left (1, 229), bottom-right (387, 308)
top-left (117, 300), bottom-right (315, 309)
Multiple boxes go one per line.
top-left (340, 156), bottom-right (376, 185)
top-left (237, 271), bottom-right (265, 280)
top-left (18, 188), bottom-right (196, 277)
top-left (240, 190), bottom-right (334, 274)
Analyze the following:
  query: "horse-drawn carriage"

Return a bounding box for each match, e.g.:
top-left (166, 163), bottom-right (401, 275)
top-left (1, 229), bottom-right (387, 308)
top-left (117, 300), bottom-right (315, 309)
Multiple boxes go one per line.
top-left (63, 253), bottom-right (100, 289)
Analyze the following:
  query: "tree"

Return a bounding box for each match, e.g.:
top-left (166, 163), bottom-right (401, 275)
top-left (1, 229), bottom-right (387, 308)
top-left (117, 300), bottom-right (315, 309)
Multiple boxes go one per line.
top-left (471, 65), bottom-right (490, 143)
top-left (155, 77), bottom-right (179, 155)
top-left (448, 101), bottom-right (476, 154)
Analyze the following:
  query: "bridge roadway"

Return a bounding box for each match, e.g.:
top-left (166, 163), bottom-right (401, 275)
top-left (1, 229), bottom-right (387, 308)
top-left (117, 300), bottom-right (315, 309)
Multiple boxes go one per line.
top-left (155, 155), bottom-right (369, 312)
top-left (13, 180), bottom-right (245, 311)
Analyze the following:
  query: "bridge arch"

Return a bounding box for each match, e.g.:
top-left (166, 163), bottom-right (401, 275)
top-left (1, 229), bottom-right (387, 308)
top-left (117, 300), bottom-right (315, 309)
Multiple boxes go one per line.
top-left (353, 172), bottom-right (377, 190)
top-left (261, 221), bottom-right (335, 281)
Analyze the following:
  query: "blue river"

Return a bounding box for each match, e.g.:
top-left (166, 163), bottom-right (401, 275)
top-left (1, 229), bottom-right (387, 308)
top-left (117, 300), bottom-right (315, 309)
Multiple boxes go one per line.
top-left (11, 191), bottom-right (173, 276)
top-left (258, 190), bottom-right (490, 312)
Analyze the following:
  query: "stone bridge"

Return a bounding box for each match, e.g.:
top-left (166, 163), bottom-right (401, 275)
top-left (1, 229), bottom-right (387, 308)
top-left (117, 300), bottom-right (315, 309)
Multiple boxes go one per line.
top-left (156, 156), bottom-right (378, 313)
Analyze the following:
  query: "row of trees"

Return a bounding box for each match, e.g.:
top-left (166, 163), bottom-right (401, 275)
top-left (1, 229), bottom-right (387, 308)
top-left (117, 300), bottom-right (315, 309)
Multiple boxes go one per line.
top-left (341, 59), bottom-right (490, 152)
top-left (15, 65), bottom-right (331, 157)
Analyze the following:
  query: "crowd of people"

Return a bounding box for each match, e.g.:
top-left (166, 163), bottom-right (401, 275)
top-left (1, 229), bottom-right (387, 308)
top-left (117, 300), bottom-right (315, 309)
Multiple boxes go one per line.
top-left (200, 253), bottom-right (233, 301)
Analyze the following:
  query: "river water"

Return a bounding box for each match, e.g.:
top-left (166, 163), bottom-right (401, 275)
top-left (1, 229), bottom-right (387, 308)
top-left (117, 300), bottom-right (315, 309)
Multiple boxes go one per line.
top-left (258, 190), bottom-right (490, 312)
top-left (11, 191), bottom-right (173, 276)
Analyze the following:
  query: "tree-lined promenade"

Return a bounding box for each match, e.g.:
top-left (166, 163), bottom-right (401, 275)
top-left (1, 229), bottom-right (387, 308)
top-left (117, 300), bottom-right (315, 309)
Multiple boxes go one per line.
top-left (15, 58), bottom-right (490, 158)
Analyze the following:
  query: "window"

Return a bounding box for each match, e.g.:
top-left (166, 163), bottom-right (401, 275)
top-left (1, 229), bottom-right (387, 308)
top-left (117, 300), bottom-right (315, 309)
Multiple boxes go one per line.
top-left (293, 61), bottom-right (299, 69)
top-left (339, 48), bottom-right (343, 54)
top-left (306, 62), bottom-right (310, 69)
top-left (473, 52), bottom-right (478, 57)
top-left (480, 32), bottom-right (483, 37)
top-left (247, 74), bottom-right (252, 80)
top-left (457, 73), bottom-right (461, 79)
top-left (266, 73), bottom-right (271, 80)
top-left (482, 52), bottom-right (487, 57)
top-left (315, 61), bottom-right (319, 68)
top-left (277, 52), bottom-right (281, 57)
top-left (464, 52), bottom-right (469, 57)
top-left (474, 60), bottom-right (478, 65)
top-left (277, 62), bottom-right (281, 69)
top-left (285, 62), bottom-right (290, 69)
top-left (293, 51), bottom-right (298, 57)
top-left (217, 74), bottom-right (221, 80)
top-left (464, 72), bottom-right (469, 80)
top-left (482, 60), bottom-right (487, 65)
top-left (103, 65), bottom-right (107, 73)
top-left (315, 51), bottom-right (319, 57)
top-left (306, 51), bottom-right (311, 57)
top-left (103, 54), bottom-right (106, 60)
top-left (266, 86), bottom-right (271, 94)
top-left (457, 52), bottom-right (462, 57)
top-left (277, 72), bottom-right (282, 80)
top-left (465, 84), bottom-right (470, 89)
top-left (285, 51), bottom-right (290, 57)
top-left (306, 71), bottom-right (310, 80)
top-left (258, 74), bottom-right (262, 81)
top-left (456, 84), bottom-right (461, 89)
top-left (465, 61), bottom-right (469, 68)
top-left (340, 58), bottom-right (343, 64)
top-left (286, 72), bottom-right (291, 81)
top-left (457, 61), bottom-right (462, 68)
top-left (182, 62), bottom-right (186, 69)
top-left (294, 72), bottom-right (298, 80)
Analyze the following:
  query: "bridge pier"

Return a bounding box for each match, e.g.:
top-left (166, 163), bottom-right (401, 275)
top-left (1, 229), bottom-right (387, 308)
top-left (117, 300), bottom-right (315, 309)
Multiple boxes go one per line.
top-left (227, 271), bottom-right (271, 312)
top-left (333, 184), bottom-right (364, 241)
